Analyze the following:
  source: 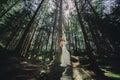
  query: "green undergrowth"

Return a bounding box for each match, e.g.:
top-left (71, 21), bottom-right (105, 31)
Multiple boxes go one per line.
top-left (100, 65), bottom-right (120, 80)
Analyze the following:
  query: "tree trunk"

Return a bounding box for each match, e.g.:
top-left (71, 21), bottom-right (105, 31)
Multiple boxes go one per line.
top-left (50, 8), bottom-right (58, 60)
top-left (5, 26), bottom-right (19, 49)
top-left (74, 35), bottom-right (78, 52)
top-left (86, 0), bottom-right (114, 52)
top-left (24, 25), bottom-right (37, 57)
top-left (57, 0), bottom-right (63, 63)
top-left (84, 14), bottom-right (101, 53)
top-left (39, 32), bottom-right (45, 52)
top-left (0, 0), bottom-right (20, 18)
top-left (72, 33), bottom-right (75, 50)
top-left (15, 0), bottom-right (44, 57)
top-left (74, 0), bottom-right (105, 79)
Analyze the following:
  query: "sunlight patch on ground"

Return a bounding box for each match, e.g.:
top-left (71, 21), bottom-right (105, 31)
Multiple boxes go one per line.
top-left (0, 43), bottom-right (5, 47)
top-left (104, 71), bottom-right (120, 79)
top-left (101, 66), bottom-right (120, 79)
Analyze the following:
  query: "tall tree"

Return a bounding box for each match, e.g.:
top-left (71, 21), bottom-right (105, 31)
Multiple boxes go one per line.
top-left (57, 0), bottom-right (63, 63)
top-left (50, 7), bottom-right (58, 60)
top-left (74, 0), bottom-right (105, 79)
top-left (15, 0), bottom-right (44, 57)
top-left (0, 0), bottom-right (20, 18)
top-left (86, 0), bottom-right (114, 52)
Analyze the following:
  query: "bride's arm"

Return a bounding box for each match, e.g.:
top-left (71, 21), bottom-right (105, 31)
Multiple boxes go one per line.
top-left (60, 41), bottom-right (63, 47)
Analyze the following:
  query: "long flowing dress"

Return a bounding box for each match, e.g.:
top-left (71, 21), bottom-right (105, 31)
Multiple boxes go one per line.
top-left (60, 41), bottom-right (71, 67)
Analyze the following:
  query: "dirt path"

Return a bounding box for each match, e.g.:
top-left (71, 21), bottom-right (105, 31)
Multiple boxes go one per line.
top-left (61, 67), bottom-right (92, 80)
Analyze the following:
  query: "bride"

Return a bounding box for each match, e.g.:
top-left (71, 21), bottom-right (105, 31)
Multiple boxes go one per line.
top-left (60, 36), bottom-right (71, 67)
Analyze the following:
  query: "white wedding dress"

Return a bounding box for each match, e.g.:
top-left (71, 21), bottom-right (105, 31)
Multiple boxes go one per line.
top-left (60, 41), bottom-right (71, 67)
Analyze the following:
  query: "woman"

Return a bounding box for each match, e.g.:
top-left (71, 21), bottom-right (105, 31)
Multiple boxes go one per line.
top-left (60, 36), bottom-right (71, 67)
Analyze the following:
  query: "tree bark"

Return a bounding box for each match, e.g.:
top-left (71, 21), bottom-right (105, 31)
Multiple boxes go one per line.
top-left (74, 0), bottom-right (104, 79)
top-left (84, 14), bottom-right (101, 53)
top-left (15, 0), bottom-right (44, 57)
top-left (57, 0), bottom-right (63, 63)
top-left (86, 0), bottom-right (114, 52)
top-left (5, 26), bottom-right (20, 49)
top-left (50, 8), bottom-right (58, 60)
top-left (0, 0), bottom-right (20, 18)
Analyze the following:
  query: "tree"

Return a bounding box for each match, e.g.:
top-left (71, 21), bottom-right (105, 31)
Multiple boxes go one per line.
top-left (15, 0), bottom-right (45, 57)
top-left (57, 0), bottom-right (63, 63)
top-left (0, 0), bottom-right (20, 18)
top-left (74, 0), bottom-right (105, 79)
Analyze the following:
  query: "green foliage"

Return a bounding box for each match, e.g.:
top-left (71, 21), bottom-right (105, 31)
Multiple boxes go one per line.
top-left (0, 0), bottom-right (17, 14)
top-left (92, 0), bottom-right (105, 15)
top-left (105, 71), bottom-right (120, 79)
top-left (0, 0), bottom-right (34, 48)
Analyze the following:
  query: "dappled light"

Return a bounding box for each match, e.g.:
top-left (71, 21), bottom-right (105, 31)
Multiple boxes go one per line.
top-left (0, 0), bottom-right (120, 80)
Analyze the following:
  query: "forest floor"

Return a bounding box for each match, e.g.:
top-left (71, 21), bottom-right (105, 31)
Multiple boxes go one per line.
top-left (0, 56), bottom-right (120, 80)
top-left (0, 58), bottom-right (95, 80)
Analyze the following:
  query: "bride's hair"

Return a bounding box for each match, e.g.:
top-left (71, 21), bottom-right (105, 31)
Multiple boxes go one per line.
top-left (61, 36), bottom-right (66, 42)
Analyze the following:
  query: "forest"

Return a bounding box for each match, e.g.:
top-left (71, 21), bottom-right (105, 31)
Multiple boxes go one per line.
top-left (0, 0), bottom-right (120, 80)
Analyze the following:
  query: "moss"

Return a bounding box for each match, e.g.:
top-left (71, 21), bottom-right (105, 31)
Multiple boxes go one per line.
top-left (104, 71), bottom-right (120, 79)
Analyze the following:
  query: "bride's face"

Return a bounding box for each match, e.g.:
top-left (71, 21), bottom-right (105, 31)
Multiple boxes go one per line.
top-left (61, 37), bottom-right (66, 42)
